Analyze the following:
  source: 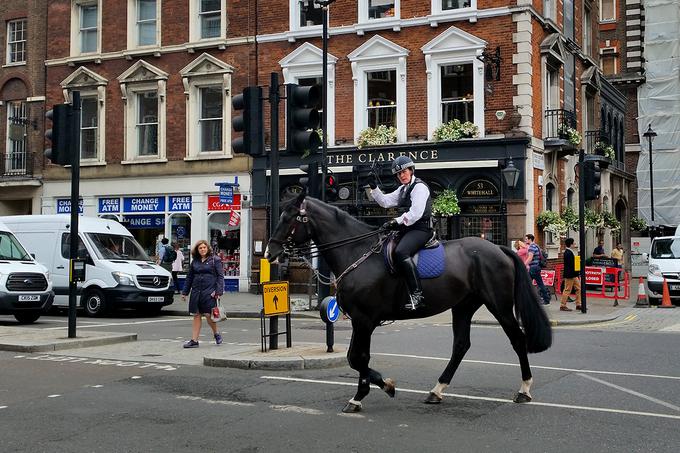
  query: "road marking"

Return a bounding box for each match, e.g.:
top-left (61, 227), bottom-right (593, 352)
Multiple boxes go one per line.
top-left (131, 376), bottom-right (142, 379)
top-left (47, 394), bottom-right (61, 398)
top-left (661, 323), bottom-right (680, 332)
top-left (260, 376), bottom-right (680, 421)
top-left (21, 355), bottom-right (178, 371)
top-left (372, 352), bottom-right (680, 381)
top-left (177, 395), bottom-right (255, 407)
top-left (87, 385), bottom-right (104, 388)
top-left (0, 406), bottom-right (7, 409)
top-left (576, 373), bottom-right (680, 412)
top-left (270, 405), bottom-right (324, 415)
top-left (43, 317), bottom-right (187, 330)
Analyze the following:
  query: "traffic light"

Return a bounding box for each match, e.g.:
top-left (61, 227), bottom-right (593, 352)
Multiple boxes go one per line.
top-left (44, 103), bottom-right (73, 166)
top-left (325, 174), bottom-right (338, 201)
top-left (286, 83), bottom-right (321, 154)
top-left (299, 161), bottom-right (320, 198)
top-left (231, 86), bottom-right (264, 156)
top-left (583, 160), bottom-right (601, 201)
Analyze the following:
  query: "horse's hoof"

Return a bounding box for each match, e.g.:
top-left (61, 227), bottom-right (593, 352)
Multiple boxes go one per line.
top-left (383, 378), bottom-right (396, 398)
top-left (513, 392), bottom-right (532, 403)
top-left (423, 392), bottom-right (442, 404)
top-left (342, 402), bottom-right (362, 413)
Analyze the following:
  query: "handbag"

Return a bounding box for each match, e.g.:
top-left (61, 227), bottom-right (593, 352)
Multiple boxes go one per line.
top-left (211, 301), bottom-right (227, 322)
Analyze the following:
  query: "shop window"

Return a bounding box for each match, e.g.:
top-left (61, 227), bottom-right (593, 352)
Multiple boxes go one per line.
top-left (208, 212), bottom-right (241, 279)
top-left (6, 19), bottom-right (27, 64)
top-left (440, 63), bottom-right (474, 124)
top-left (367, 70), bottom-right (397, 129)
top-left (169, 214), bottom-right (191, 271)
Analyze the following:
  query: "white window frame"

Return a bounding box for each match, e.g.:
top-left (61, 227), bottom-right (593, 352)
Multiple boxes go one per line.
top-left (544, 0), bottom-right (556, 22)
top-left (289, 0), bottom-right (325, 32)
top-left (583, 4), bottom-right (592, 57)
top-left (60, 67), bottom-right (108, 165)
top-left (118, 61), bottom-right (168, 164)
top-left (189, 0), bottom-right (226, 43)
top-left (542, 61), bottom-right (561, 138)
top-left (280, 43), bottom-right (337, 147)
top-left (180, 53), bottom-right (233, 160)
top-left (127, 0), bottom-right (161, 49)
top-left (135, 89), bottom-right (160, 158)
top-left (5, 101), bottom-right (27, 173)
top-left (422, 26), bottom-right (486, 139)
top-left (348, 36), bottom-right (408, 143)
top-left (70, 1), bottom-right (102, 56)
top-left (79, 94), bottom-right (101, 161)
top-left (6, 19), bottom-right (27, 65)
top-left (599, 0), bottom-right (616, 22)
top-left (358, 0), bottom-right (400, 24)
top-left (431, 0), bottom-right (476, 16)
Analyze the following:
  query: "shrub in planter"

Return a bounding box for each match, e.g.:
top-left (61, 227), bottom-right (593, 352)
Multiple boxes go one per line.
top-left (594, 141), bottom-right (615, 160)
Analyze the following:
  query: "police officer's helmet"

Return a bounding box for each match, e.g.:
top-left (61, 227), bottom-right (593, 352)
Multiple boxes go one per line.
top-left (391, 156), bottom-right (415, 175)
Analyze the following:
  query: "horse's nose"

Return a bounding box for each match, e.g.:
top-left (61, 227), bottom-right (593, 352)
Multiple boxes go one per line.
top-left (264, 245), bottom-right (270, 261)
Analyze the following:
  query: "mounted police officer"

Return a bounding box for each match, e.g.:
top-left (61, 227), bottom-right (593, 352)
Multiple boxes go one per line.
top-left (367, 156), bottom-right (432, 310)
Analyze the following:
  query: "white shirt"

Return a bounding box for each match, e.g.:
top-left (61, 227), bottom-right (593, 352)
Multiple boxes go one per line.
top-left (370, 176), bottom-right (430, 226)
top-left (171, 249), bottom-right (185, 272)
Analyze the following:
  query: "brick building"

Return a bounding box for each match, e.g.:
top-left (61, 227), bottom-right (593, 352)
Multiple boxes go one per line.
top-left (250, 0), bottom-right (633, 273)
top-left (42, 0), bottom-right (257, 292)
top-left (0, 0), bottom-right (48, 215)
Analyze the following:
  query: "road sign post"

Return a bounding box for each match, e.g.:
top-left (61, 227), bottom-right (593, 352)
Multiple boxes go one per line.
top-left (319, 296), bottom-right (339, 352)
top-left (260, 281), bottom-right (292, 351)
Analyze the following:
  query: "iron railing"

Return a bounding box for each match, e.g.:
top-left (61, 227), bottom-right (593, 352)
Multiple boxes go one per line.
top-left (585, 130), bottom-right (610, 155)
top-left (544, 109), bottom-right (577, 143)
top-left (1, 151), bottom-right (34, 177)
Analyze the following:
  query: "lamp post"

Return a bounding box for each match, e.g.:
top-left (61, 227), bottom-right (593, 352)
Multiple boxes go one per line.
top-left (643, 124), bottom-right (657, 223)
top-left (501, 158), bottom-right (521, 244)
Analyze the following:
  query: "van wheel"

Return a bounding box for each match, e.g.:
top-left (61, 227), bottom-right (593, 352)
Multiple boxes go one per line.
top-left (83, 289), bottom-right (107, 317)
top-left (14, 311), bottom-right (41, 324)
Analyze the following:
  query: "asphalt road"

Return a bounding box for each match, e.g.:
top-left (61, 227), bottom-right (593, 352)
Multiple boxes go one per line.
top-left (2, 312), bottom-right (680, 452)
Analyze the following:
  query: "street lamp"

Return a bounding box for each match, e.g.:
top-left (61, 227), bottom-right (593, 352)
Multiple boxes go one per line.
top-left (315, 0), bottom-right (336, 201)
top-left (502, 158), bottom-right (521, 189)
top-left (643, 124), bottom-right (657, 223)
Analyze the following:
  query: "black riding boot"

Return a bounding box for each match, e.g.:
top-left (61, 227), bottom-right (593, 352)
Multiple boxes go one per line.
top-left (397, 257), bottom-right (424, 310)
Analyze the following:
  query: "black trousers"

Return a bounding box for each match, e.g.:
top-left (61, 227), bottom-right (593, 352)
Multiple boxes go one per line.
top-left (394, 229), bottom-right (432, 262)
top-left (172, 271), bottom-right (180, 291)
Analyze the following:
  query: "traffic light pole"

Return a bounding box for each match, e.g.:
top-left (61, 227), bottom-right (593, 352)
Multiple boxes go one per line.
top-left (578, 148), bottom-right (587, 314)
top-left (68, 91), bottom-right (82, 338)
top-left (269, 73), bottom-right (280, 350)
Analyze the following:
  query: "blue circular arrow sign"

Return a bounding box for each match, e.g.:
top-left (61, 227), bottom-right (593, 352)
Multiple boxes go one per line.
top-left (320, 296), bottom-right (340, 323)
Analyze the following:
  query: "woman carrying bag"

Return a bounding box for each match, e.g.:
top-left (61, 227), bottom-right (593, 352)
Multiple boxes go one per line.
top-left (181, 239), bottom-right (224, 348)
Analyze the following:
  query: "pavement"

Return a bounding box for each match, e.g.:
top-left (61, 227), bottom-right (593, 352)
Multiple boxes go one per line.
top-left (0, 288), bottom-right (650, 369)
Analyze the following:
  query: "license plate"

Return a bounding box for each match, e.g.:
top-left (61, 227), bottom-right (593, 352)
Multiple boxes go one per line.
top-left (18, 295), bottom-right (40, 302)
top-left (148, 296), bottom-right (165, 302)
top-left (670, 284), bottom-right (680, 291)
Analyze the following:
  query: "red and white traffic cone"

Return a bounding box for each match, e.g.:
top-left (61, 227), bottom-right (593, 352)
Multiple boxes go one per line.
top-left (634, 277), bottom-right (649, 308)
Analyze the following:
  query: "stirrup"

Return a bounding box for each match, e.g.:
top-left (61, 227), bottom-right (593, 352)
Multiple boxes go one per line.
top-left (404, 292), bottom-right (424, 311)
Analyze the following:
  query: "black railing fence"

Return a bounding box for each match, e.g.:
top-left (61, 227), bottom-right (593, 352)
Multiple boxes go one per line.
top-left (1, 151), bottom-right (34, 177)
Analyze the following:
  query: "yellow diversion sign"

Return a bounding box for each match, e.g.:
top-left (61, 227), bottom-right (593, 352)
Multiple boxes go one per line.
top-left (262, 281), bottom-right (290, 316)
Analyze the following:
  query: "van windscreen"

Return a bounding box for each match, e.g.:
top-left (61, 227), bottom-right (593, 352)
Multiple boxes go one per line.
top-left (0, 231), bottom-right (31, 260)
top-left (651, 238), bottom-right (680, 259)
top-left (86, 233), bottom-right (150, 261)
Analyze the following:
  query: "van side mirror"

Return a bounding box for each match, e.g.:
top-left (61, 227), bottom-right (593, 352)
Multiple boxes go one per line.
top-left (642, 253), bottom-right (649, 262)
top-left (31, 253), bottom-right (36, 259)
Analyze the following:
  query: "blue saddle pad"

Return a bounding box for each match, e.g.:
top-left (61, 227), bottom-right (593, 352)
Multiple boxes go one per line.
top-left (415, 244), bottom-right (445, 279)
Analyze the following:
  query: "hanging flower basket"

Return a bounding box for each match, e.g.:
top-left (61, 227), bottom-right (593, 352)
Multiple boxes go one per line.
top-left (602, 210), bottom-right (622, 232)
top-left (594, 141), bottom-right (615, 160)
top-left (433, 119), bottom-right (479, 142)
top-left (432, 189), bottom-right (461, 216)
top-left (561, 205), bottom-right (579, 231)
top-left (584, 208), bottom-right (604, 229)
top-left (357, 125), bottom-right (397, 149)
top-left (630, 215), bottom-right (647, 232)
top-left (536, 210), bottom-right (567, 237)
top-left (558, 125), bottom-right (582, 146)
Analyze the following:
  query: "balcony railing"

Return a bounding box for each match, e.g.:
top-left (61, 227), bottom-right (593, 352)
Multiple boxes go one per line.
top-left (1, 151), bottom-right (34, 177)
top-left (544, 109), bottom-right (577, 148)
top-left (585, 130), bottom-right (609, 154)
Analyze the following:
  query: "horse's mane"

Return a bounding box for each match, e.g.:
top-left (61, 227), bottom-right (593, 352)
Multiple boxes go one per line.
top-left (305, 197), bottom-right (375, 232)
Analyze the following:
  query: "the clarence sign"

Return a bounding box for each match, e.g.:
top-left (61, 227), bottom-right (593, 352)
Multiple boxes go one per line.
top-left (325, 149), bottom-right (439, 165)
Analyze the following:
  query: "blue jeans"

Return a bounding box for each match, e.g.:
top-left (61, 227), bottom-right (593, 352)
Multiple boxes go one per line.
top-left (530, 265), bottom-right (551, 304)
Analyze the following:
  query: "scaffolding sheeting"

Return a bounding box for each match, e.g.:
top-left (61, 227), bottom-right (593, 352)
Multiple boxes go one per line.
top-left (637, 0), bottom-right (680, 226)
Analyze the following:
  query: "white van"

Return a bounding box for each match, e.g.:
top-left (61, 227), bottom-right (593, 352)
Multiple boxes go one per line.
top-left (0, 220), bottom-right (54, 323)
top-left (1, 215), bottom-right (173, 316)
top-left (645, 235), bottom-right (680, 305)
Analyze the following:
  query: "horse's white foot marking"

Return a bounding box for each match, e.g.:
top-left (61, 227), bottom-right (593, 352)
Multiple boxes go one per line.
top-left (519, 378), bottom-right (533, 399)
top-left (430, 382), bottom-right (448, 398)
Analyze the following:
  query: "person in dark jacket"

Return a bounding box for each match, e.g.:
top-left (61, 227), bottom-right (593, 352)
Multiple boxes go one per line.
top-left (181, 239), bottom-right (224, 348)
top-left (560, 237), bottom-right (582, 311)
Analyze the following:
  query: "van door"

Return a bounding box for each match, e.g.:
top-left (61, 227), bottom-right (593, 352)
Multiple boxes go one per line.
top-left (54, 233), bottom-right (91, 306)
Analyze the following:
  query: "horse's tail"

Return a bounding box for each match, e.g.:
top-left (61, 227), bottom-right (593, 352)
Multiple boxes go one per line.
top-left (500, 247), bottom-right (552, 353)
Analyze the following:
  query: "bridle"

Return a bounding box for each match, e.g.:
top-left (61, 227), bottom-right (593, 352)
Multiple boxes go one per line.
top-left (268, 198), bottom-right (388, 288)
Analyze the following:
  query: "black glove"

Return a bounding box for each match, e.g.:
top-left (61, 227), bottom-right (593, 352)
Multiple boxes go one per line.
top-left (365, 173), bottom-right (377, 189)
top-left (382, 219), bottom-right (399, 230)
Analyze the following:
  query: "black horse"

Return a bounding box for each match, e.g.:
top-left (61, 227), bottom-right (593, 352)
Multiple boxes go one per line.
top-left (265, 193), bottom-right (552, 413)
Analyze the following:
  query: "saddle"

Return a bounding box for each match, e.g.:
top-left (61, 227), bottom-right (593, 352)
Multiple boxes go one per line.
top-left (383, 231), bottom-right (446, 279)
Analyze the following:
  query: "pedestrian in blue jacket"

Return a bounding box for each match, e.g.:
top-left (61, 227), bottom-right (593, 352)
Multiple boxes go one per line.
top-left (181, 239), bottom-right (224, 348)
